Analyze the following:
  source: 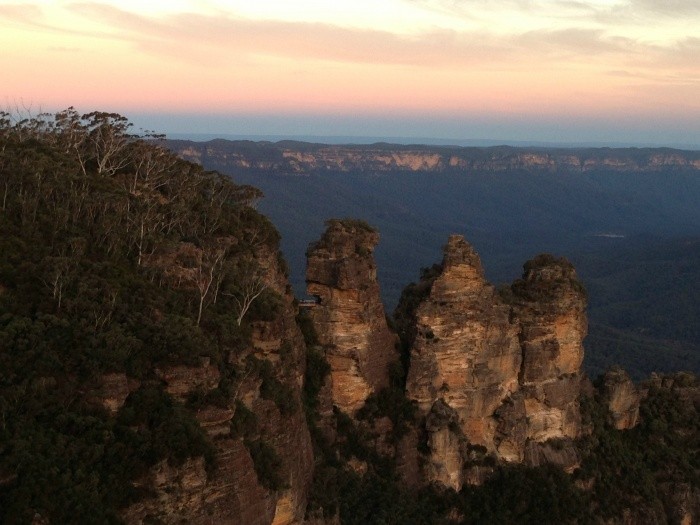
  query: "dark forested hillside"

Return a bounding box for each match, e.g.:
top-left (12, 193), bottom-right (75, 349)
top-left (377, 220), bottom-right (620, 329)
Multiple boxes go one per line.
top-left (167, 139), bottom-right (700, 378)
top-left (0, 110), bottom-right (294, 522)
top-left (577, 237), bottom-right (700, 378)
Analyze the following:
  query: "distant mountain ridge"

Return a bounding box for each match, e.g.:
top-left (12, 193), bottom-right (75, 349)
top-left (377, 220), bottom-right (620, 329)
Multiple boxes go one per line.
top-left (167, 139), bottom-right (700, 175)
top-left (166, 133), bottom-right (700, 150)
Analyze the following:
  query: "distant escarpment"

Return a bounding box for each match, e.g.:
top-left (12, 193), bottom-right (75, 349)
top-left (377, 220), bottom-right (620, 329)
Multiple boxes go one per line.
top-left (399, 236), bottom-right (586, 489)
top-left (169, 139), bottom-right (700, 175)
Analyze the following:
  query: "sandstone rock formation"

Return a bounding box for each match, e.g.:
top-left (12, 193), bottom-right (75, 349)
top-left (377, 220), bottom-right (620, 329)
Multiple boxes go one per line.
top-left (306, 219), bottom-right (398, 414)
top-left (122, 243), bottom-right (314, 524)
top-left (600, 367), bottom-right (640, 430)
top-left (509, 254), bottom-right (587, 466)
top-left (98, 372), bottom-right (140, 415)
top-left (402, 236), bottom-right (588, 487)
top-left (405, 235), bottom-right (522, 467)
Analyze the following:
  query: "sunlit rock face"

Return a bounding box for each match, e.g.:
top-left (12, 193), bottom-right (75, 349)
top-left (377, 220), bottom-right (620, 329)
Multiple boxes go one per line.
top-left (510, 254), bottom-right (587, 448)
top-left (402, 237), bottom-right (588, 487)
top-left (306, 220), bottom-right (398, 414)
top-left (172, 141), bottom-right (700, 175)
top-left (600, 367), bottom-right (640, 430)
top-left (405, 235), bottom-right (522, 456)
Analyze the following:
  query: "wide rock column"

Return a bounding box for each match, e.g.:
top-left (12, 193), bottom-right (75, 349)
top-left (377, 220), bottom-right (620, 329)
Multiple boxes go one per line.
top-left (510, 254), bottom-right (587, 466)
top-left (405, 235), bottom-right (522, 455)
top-left (306, 219), bottom-right (398, 414)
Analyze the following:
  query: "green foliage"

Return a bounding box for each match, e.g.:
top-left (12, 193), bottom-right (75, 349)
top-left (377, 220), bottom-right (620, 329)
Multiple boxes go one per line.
top-left (230, 401), bottom-right (257, 439)
top-left (575, 376), bottom-right (699, 522)
top-left (522, 253), bottom-right (573, 273)
top-left (459, 464), bottom-right (591, 524)
top-left (510, 253), bottom-right (586, 303)
top-left (296, 308), bottom-right (319, 347)
top-left (245, 288), bottom-right (283, 322)
top-left (308, 467), bottom-right (457, 525)
top-left (117, 385), bottom-right (214, 467)
top-left (252, 358), bottom-right (297, 416)
top-left (0, 110), bottom-right (283, 521)
top-left (357, 363), bottom-right (416, 442)
top-left (0, 405), bottom-right (139, 524)
top-left (326, 218), bottom-right (377, 234)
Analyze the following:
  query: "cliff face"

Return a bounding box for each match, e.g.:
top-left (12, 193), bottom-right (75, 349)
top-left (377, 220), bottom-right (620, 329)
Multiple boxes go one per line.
top-left (600, 367), bottom-right (640, 430)
top-left (405, 235), bottom-right (522, 476)
top-left (403, 237), bottom-right (588, 488)
top-left (305, 220), bottom-right (398, 414)
top-left (171, 140), bottom-right (700, 175)
top-left (119, 245), bottom-right (314, 525)
top-left (510, 255), bottom-right (587, 451)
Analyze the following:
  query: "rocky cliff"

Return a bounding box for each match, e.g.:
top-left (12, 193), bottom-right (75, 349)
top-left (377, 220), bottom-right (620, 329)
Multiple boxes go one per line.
top-left (116, 245), bottom-right (314, 525)
top-left (305, 220), bottom-right (398, 414)
top-left (402, 236), bottom-right (587, 489)
top-left (5, 112), bottom-right (698, 525)
top-left (600, 367), bottom-right (640, 430)
top-left (403, 236), bottom-right (522, 488)
top-left (170, 140), bottom-right (700, 175)
top-left (510, 254), bottom-right (587, 467)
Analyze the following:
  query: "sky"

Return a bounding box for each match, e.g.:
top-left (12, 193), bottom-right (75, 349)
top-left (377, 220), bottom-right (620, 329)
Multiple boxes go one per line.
top-left (1, 0), bottom-right (700, 146)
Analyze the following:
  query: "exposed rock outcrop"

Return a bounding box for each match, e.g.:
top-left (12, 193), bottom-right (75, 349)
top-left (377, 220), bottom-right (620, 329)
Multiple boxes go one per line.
top-left (155, 358), bottom-right (221, 403)
top-left (405, 235), bottom-right (522, 459)
top-left (306, 219), bottom-right (398, 414)
top-left (122, 243), bottom-right (314, 524)
top-left (600, 367), bottom-right (640, 430)
top-left (402, 236), bottom-right (588, 487)
top-left (509, 254), bottom-right (587, 469)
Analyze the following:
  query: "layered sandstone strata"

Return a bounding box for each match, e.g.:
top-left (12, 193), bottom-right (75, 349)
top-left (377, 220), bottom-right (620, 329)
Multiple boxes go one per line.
top-left (173, 141), bottom-right (700, 175)
top-left (510, 255), bottom-right (587, 447)
top-left (405, 235), bottom-right (522, 460)
top-left (122, 243), bottom-right (314, 525)
top-left (306, 219), bottom-right (398, 414)
top-left (403, 236), bottom-right (588, 487)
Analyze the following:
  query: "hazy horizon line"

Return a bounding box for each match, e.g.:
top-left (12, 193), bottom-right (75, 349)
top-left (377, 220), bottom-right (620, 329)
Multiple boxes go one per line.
top-left (166, 133), bottom-right (700, 151)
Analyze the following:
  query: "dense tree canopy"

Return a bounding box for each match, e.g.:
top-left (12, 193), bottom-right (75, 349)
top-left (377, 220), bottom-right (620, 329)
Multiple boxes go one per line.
top-left (0, 109), bottom-right (280, 522)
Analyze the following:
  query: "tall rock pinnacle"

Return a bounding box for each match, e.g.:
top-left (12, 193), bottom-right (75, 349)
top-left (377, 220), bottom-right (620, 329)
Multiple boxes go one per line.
top-left (305, 219), bottom-right (398, 414)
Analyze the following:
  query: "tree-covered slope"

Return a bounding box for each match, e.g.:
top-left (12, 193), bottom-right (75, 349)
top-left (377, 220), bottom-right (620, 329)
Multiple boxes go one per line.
top-left (0, 110), bottom-right (287, 522)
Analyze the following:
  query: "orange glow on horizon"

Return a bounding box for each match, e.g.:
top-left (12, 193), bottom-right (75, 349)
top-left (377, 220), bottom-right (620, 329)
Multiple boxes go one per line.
top-left (1, 1), bottom-right (698, 142)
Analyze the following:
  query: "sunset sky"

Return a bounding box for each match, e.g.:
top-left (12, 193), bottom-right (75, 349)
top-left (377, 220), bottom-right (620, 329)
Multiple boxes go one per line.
top-left (2, 0), bottom-right (699, 146)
